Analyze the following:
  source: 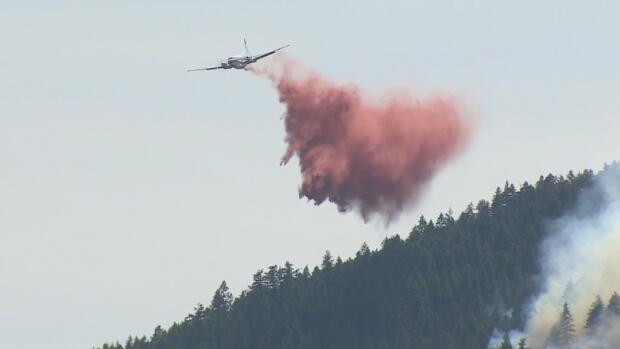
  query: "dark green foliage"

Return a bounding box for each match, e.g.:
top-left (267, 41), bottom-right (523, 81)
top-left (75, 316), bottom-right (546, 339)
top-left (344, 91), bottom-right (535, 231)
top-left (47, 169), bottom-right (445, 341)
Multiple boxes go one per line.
top-left (584, 295), bottom-right (604, 331)
top-left (548, 302), bottom-right (576, 347)
top-left (96, 169), bottom-right (603, 349)
top-left (499, 333), bottom-right (513, 349)
top-left (607, 292), bottom-right (620, 317)
top-left (517, 337), bottom-right (529, 349)
top-left (210, 281), bottom-right (233, 314)
top-left (321, 250), bottom-right (334, 270)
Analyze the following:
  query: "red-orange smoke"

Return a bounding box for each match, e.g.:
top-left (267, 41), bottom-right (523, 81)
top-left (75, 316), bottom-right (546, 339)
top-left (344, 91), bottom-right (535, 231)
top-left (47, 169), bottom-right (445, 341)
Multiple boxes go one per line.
top-left (251, 55), bottom-right (471, 223)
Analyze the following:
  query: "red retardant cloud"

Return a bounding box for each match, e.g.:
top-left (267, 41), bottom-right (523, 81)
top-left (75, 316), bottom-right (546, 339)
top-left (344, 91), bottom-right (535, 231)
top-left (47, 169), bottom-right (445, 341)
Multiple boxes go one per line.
top-left (250, 55), bottom-right (471, 224)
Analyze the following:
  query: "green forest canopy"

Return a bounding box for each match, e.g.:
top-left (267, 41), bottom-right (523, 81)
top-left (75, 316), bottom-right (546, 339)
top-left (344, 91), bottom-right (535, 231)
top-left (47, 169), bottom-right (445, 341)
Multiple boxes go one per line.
top-left (97, 166), bottom-right (616, 349)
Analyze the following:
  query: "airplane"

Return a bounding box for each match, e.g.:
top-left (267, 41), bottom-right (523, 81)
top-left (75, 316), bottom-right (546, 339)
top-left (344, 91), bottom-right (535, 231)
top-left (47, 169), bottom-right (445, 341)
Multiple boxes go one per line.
top-left (187, 39), bottom-right (290, 72)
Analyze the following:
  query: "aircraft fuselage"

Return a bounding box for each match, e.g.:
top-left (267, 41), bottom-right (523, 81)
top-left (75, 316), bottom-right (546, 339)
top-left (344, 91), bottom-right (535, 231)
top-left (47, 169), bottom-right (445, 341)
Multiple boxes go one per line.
top-left (223, 56), bottom-right (255, 70)
top-left (186, 40), bottom-right (289, 72)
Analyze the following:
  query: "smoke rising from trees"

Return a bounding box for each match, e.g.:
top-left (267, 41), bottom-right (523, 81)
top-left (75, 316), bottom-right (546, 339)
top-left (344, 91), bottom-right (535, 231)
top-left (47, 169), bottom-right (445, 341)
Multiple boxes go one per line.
top-left (520, 165), bottom-right (620, 348)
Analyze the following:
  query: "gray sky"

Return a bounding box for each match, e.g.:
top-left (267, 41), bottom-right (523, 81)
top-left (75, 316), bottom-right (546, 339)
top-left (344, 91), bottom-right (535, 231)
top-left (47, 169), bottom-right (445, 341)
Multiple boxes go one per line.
top-left (1, 1), bottom-right (619, 348)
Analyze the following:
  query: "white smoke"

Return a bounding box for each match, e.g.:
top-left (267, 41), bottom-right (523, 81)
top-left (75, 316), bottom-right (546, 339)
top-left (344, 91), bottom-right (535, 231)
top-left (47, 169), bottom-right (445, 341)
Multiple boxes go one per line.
top-left (487, 328), bottom-right (525, 349)
top-left (523, 165), bottom-right (620, 349)
top-left (566, 316), bottom-right (620, 349)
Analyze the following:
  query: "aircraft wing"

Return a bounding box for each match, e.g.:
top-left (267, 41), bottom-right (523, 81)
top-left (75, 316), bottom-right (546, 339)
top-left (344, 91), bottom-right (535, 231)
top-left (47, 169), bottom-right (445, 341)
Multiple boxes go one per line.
top-left (251, 44), bottom-right (291, 62)
top-left (187, 66), bottom-right (222, 72)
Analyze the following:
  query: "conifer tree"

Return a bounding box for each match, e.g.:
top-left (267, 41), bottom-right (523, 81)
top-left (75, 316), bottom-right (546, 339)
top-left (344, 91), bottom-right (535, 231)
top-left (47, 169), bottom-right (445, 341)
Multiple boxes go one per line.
top-left (321, 250), bottom-right (334, 270)
top-left (584, 295), bottom-right (604, 331)
top-left (548, 302), bottom-right (576, 347)
top-left (266, 265), bottom-right (280, 289)
top-left (251, 270), bottom-right (265, 290)
top-left (210, 281), bottom-right (233, 314)
top-left (607, 292), bottom-right (620, 317)
top-left (357, 242), bottom-right (371, 257)
top-left (301, 266), bottom-right (311, 278)
top-left (498, 333), bottom-right (513, 349)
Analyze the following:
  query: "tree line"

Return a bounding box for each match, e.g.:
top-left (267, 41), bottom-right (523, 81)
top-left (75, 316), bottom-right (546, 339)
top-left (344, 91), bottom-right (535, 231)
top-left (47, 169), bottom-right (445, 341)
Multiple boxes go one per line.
top-left (495, 292), bottom-right (620, 349)
top-left (95, 166), bottom-right (614, 349)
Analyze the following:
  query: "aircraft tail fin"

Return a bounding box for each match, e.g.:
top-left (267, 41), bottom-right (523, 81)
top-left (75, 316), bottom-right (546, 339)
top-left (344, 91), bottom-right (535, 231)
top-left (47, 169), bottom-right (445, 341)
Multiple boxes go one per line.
top-left (243, 38), bottom-right (251, 57)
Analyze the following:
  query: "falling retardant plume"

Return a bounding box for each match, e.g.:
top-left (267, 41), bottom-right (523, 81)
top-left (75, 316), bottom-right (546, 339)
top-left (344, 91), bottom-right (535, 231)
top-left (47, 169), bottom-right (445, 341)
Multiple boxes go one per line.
top-left (249, 55), bottom-right (471, 223)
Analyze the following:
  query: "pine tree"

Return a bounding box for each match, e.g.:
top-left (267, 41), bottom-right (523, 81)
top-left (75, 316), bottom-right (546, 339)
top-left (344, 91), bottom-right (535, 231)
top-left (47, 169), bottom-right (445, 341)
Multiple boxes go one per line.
top-left (517, 338), bottom-right (528, 349)
top-left (498, 333), bottom-right (513, 349)
top-left (301, 266), bottom-right (311, 278)
top-left (321, 250), bottom-right (334, 270)
top-left (266, 265), bottom-right (280, 289)
top-left (409, 216), bottom-right (427, 238)
top-left (584, 295), bottom-right (604, 331)
top-left (607, 292), bottom-right (620, 317)
top-left (356, 242), bottom-right (371, 257)
top-left (251, 270), bottom-right (265, 290)
top-left (548, 302), bottom-right (576, 347)
top-left (210, 280), bottom-right (233, 314)
top-left (124, 336), bottom-right (134, 349)
top-left (281, 261), bottom-right (296, 283)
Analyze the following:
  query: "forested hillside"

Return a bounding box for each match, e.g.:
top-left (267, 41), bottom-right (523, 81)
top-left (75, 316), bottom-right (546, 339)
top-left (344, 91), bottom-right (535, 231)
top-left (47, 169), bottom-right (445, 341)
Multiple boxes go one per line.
top-left (97, 169), bottom-right (600, 349)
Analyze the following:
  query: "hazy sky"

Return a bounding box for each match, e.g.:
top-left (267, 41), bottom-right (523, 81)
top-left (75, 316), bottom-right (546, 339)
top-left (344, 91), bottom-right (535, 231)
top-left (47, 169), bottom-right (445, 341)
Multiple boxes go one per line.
top-left (1, 1), bottom-right (619, 348)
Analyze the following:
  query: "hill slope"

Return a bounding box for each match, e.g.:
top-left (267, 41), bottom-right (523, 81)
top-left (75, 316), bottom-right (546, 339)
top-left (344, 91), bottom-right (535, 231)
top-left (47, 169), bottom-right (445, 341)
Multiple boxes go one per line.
top-left (97, 169), bottom-right (598, 349)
